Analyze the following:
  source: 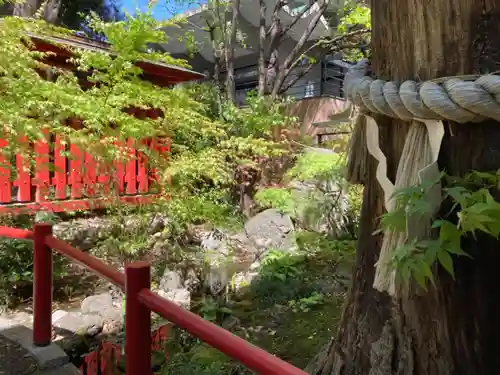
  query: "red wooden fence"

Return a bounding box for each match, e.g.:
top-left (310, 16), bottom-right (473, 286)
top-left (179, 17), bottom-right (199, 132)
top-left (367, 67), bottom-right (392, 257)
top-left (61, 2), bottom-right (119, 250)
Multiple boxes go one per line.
top-left (0, 134), bottom-right (170, 214)
top-left (0, 224), bottom-right (307, 375)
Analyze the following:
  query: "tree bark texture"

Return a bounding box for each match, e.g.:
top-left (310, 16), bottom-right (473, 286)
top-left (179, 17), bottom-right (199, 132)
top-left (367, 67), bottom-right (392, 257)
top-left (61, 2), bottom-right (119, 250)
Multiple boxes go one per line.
top-left (311, 1), bottom-right (500, 374)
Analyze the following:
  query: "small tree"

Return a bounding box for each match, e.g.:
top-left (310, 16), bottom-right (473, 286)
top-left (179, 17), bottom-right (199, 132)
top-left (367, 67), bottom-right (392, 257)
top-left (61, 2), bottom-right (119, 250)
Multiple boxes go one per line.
top-left (259, 0), bottom-right (370, 97)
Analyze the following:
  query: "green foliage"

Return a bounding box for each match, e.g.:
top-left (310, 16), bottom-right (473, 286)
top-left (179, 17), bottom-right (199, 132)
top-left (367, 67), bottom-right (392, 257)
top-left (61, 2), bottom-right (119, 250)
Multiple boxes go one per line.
top-left (0, 13), bottom-right (191, 164)
top-left (382, 170), bottom-right (500, 290)
top-left (337, 2), bottom-right (371, 34)
top-left (197, 295), bottom-right (233, 322)
top-left (335, 1), bottom-right (371, 61)
top-left (254, 187), bottom-right (294, 214)
top-left (0, 214), bottom-right (68, 308)
top-left (161, 342), bottom-right (250, 375)
top-left (0, 11), bottom-right (290, 308)
top-left (255, 149), bottom-right (361, 237)
top-left (288, 291), bottom-right (324, 313)
top-left (259, 250), bottom-right (304, 282)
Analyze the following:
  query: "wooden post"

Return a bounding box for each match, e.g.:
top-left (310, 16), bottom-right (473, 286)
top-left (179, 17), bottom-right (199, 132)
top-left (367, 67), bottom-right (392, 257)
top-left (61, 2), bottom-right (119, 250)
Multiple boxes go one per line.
top-left (125, 262), bottom-right (151, 375)
top-left (33, 223), bottom-right (53, 346)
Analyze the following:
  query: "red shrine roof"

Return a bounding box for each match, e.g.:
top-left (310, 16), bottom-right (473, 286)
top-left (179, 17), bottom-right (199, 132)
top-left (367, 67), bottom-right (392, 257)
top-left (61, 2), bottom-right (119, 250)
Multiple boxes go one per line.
top-left (27, 33), bottom-right (205, 87)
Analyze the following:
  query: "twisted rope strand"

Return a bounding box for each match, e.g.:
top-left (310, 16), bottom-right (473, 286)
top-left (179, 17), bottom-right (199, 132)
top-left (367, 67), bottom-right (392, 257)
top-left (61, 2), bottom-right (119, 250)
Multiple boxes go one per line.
top-left (345, 59), bottom-right (500, 123)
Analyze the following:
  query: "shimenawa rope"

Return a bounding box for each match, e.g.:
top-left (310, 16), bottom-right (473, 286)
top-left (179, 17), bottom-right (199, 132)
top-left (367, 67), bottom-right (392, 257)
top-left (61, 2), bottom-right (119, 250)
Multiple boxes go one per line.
top-left (343, 59), bottom-right (499, 296)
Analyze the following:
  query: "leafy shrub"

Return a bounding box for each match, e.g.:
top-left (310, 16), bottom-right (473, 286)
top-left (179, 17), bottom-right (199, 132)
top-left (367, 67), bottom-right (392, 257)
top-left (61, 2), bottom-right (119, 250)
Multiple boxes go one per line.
top-left (288, 292), bottom-right (325, 313)
top-left (161, 343), bottom-right (250, 375)
top-left (0, 214), bottom-right (68, 307)
top-left (255, 149), bottom-right (361, 237)
top-left (259, 250), bottom-right (304, 282)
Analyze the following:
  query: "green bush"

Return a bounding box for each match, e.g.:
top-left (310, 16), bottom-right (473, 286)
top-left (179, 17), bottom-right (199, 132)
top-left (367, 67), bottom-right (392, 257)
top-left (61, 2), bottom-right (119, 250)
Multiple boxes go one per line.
top-left (0, 215), bottom-right (68, 308)
top-left (255, 149), bottom-right (361, 237)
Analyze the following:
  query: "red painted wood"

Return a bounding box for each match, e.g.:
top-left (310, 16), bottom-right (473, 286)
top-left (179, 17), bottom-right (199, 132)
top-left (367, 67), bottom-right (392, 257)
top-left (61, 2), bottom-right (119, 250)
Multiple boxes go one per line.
top-left (137, 140), bottom-right (148, 194)
top-left (148, 138), bottom-right (159, 183)
top-left (53, 136), bottom-right (67, 200)
top-left (0, 194), bottom-right (164, 215)
top-left (69, 144), bottom-right (83, 199)
top-left (34, 130), bottom-right (50, 203)
top-left (80, 324), bottom-right (171, 375)
top-left (33, 223), bottom-right (53, 347)
top-left (0, 222), bottom-right (307, 375)
top-left (14, 136), bottom-right (31, 202)
top-left (148, 137), bottom-right (170, 183)
top-left (83, 152), bottom-right (97, 198)
top-left (125, 138), bottom-right (137, 195)
top-left (0, 138), bottom-right (12, 203)
top-left (125, 262), bottom-right (152, 375)
top-left (113, 139), bottom-right (125, 194)
top-left (97, 162), bottom-right (111, 195)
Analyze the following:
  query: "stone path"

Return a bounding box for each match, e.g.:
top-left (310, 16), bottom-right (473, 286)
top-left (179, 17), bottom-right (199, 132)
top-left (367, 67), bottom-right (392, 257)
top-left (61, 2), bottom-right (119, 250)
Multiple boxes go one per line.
top-left (0, 335), bottom-right (38, 375)
top-left (0, 318), bottom-right (80, 375)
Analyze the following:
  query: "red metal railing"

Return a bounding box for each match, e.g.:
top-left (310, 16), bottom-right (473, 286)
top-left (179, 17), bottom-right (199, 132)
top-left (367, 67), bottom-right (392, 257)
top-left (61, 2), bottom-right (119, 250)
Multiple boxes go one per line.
top-left (0, 223), bottom-right (307, 375)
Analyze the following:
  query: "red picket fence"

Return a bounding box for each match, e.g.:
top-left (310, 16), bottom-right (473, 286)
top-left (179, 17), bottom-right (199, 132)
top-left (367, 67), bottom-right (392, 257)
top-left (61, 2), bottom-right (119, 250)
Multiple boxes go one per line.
top-left (0, 224), bottom-right (307, 375)
top-left (0, 134), bottom-right (170, 214)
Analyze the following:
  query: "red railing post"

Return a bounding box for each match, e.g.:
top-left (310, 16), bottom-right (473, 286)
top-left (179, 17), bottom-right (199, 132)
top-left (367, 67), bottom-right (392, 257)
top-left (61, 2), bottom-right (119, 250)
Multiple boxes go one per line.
top-left (125, 262), bottom-right (151, 375)
top-left (33, 223), bottom-right (53, 346)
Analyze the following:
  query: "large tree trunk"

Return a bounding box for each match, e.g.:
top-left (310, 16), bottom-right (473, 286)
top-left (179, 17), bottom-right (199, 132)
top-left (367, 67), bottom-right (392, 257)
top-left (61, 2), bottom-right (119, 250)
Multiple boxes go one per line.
top-left (310, 1), bottom-right (500, 374)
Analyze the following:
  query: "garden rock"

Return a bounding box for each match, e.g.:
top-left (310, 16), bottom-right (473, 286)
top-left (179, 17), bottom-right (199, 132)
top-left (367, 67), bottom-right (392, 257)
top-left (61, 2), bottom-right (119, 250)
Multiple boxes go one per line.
top-left (52, 310), bottom-right (103, 337)
top-left (156, 289), bottom-right (191, 310)
top-left (81, 293), bottom-right (114, 315)
top-left (159, 269), bottom-right (184, 291)
top-left (81, 292), bottom-right (122, 324)
top-left (156, 268), bottom-right (191, 309)
top-left (244, 209), bottom-right (297, 254)
top-left (148, 214), bottom-right (169, 234)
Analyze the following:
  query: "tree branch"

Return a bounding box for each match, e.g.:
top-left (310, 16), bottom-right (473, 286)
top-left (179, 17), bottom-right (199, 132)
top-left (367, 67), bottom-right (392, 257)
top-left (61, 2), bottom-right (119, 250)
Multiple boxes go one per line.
top-left (278, 63), bottom-right (315, 94)
top-left (257, 0), bottom-right (267, 96)
top-left (266, 0), bottom-right (285, 37)
top-left (286, 28), bottom-right (370, 76)
top-left (271, 0), bottom-right (330, 97)
top-left (281, 0), bottom-right (316, 37)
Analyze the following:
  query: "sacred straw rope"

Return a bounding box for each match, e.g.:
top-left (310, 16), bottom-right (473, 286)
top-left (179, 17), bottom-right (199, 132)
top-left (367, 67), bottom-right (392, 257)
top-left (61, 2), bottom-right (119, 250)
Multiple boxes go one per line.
top-left (342, 59), bottom-right (498, 295)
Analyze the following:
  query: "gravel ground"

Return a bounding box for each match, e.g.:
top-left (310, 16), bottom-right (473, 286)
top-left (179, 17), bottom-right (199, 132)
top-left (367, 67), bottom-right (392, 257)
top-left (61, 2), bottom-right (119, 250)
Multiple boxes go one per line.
top-left (0, 335), bottom-right (38, 375)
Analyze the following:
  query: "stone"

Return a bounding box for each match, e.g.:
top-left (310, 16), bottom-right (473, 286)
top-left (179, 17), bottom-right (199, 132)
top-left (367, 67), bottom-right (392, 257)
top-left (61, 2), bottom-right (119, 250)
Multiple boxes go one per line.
top-left (183, 268), bottom-right (200, 292)
top-left (157, 288), bottom-right (191, 310)
top-left (0, 323), bottom-right (68, 370)
top-left (148, 214), bottom-right (168, 234)
top-left (52, 311), bottom-right (103, 337)
top-left (232, 271), bottom-right (258, 291)
top-left (159, 269), bottom-right (184, 291)
top-left (200, 229), bottom-right (229, 256)
top-left (81, 293), bottom-right (114, 315)
top-left (244, 209), bottom-right (297, 254)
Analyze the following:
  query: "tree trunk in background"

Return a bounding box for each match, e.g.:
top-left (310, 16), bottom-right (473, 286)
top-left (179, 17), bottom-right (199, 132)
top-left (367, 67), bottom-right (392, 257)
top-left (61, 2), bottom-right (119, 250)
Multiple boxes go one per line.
top-left (309, 1), bottom-right (500, 374)
top-left (225, 0), bottom-right (241, 104)
top-left (257, 0), bottom-right (267, 96)
top-left (13, 0), bottom-right (39, 17)
top-left (13, 0), bottom-right (62, 23)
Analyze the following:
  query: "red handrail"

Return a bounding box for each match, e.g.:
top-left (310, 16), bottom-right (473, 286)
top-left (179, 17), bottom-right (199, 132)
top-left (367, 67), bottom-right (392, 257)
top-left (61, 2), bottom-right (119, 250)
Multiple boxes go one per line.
top-left (0, 226), bottom-right (33, 240)
top-left (0, 224), bottom-right (308, 375)
top-left (44, 236), bottom-right (125, 288)
top-left (139, 289), bottom-right (307, 375)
